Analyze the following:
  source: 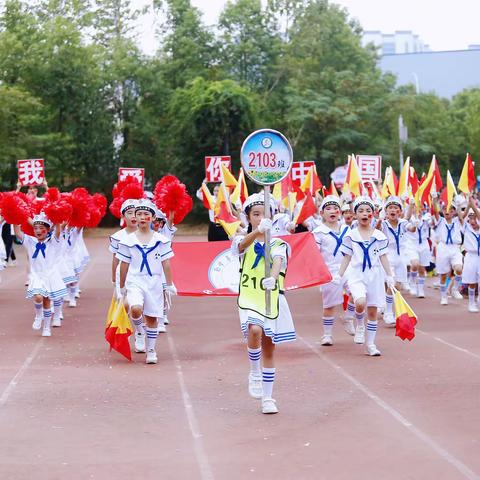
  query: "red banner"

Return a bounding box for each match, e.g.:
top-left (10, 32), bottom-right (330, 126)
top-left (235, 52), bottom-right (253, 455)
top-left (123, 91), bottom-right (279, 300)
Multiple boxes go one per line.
top-left (172, 232), bottom-right (332, 296)
top-left (17, 159), bottom-right (45, 186)
top-left (205, 156), bottom-right (231, 182)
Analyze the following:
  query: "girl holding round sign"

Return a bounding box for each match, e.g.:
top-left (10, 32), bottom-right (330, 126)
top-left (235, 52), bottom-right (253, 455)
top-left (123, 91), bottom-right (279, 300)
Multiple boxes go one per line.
top-left (231, 130), bottom-right (295, 415)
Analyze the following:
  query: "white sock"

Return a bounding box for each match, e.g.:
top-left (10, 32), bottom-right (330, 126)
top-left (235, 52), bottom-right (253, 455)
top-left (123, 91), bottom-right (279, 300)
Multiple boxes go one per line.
top-left (385, 294), bottom-right (394, 315)
top-left (418, 277), bottom-right (425, 289)
top-left (355, 311), bottom-right (365, 328)
top-left (53, 298), bottom-right (63, 318)
top-left (440, 283), bottom-right (447, 299)
top-left (130, 315), bottom-right (145, 335)
top-left (69, 286), bottom-right (76, 301)
top-left (410, 271), bottom-right (418, 285)
top-left (34, 301), bottom-right (43, 319)
top-left (454, 275), bottom-right (462, 291)
top-left (247, 347), bottom-right (261, 374)
top-left (43, 308), bottom-right (52, 330)
top-left (145, 327), bottom-right (158, 351)
top-left (366, 320), bottom-right (378, 346)
top-left (262, 367), bottom-right (275, 399)
top-left (346, 301), bottom-right (355, 319)
top-left (323, 316), bottom-right (334, 336)
top-left (468, 287), bottom-right (476, 304)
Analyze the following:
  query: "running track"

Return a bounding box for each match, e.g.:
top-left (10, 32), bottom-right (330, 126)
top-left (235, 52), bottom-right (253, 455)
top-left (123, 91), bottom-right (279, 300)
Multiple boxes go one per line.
top-left (0, 234), bottom-right (479, 480)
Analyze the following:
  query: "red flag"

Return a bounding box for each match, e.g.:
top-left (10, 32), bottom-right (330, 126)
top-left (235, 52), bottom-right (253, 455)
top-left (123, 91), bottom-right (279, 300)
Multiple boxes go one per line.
top-left (295, 191), bottom-right (316, 225)
top-left (390, 167), bottom-right (399, 195)
top-left (439, 187), bottom-right (447, 205)
top-left (409, 168), bottom-right (419, 195)
top-left (105, 297), bottom-right (132, 360)
top-left (170, 233), bottom-right (332, 296)
top-left (393, 290), bottom-right (418, 341)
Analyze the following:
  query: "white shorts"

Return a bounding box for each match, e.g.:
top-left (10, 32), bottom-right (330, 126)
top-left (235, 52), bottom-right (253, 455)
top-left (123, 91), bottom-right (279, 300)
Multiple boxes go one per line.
top-left (348, 267), bottom-right (385, 308)
top-left (126, 274), bottom-right (164, 318)
top-left (436, 244), bottom-right (463, 274)
top-left (387, 252), bottom-right (407, 283)
top-left (320, 276), bottom-right (348, 309)
top-left (462, 252), bottom-right (480, 284)
top-left (405, 246), bottom-right (431, 267)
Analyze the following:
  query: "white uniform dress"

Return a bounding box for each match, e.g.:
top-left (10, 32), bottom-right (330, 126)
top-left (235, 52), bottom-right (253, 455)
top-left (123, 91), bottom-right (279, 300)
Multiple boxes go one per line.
top-left (75, 228), bottom-right (90, 272)
top-left (109, 228), bottom-right (133, 297)
top-left (433, 217), bottom-right (463, 274)
top-left (57, 232), bottom-right (77, 285)
top-left (232, 236), bottom-right (295, 344)
top-left (22, 234), bottom-right (68, 300)
top-left (116, 232), bottom-right (174, 318)
top-left (461, 223), bottom-right (480, 284)
top-left (63, 228), bottom-right (79, 283)
top-left (405, 215), bottom-right (432, 267)
top-left (340, 229), bottom-right (389, 307)
top-left (313, 223), bottom-right (350, 308)
top-left (272, 213), bottom-right (291, 236)
top-left (380, 219), bottom-right (410, 283)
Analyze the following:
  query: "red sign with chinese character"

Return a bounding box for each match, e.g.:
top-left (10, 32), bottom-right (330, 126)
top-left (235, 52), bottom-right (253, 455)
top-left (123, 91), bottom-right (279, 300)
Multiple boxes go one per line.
top-left (17, 159), bottom-right (45, 186)
top-left (291, 161), bottom-right (315, 185)
top-left (205, 156), bottom-right (231, 182)
top-left (356, 155), bottom-right (382, 181)
top-left (118, 168), bottom-right (145, 186)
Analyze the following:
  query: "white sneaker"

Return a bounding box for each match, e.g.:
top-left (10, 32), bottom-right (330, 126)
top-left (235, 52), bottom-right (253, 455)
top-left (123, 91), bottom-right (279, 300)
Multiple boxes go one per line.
top-left (248, 372), bottom-right (263, 399)
top-left (42, 328), bottom-right (51, 337)
top-left (75, 291), bottom-right (80, 299)
top-left (383, 312), bottom-right (396, 327)
top-left (354, 325), bottom-right (365, 344)
top-left (52, 316), bottom-right (62, 327)
top-left (146, 349), bottom-right (158, 364)
top-left (262, 398), bottom-right (278, 414)
top-left (417, 288), bottom-right (425, 298)
top-left (321, 335), bottom-right (333, 346)
top-left (468, 303), bottom-right (479, 313)
top-left (452, 289), bottom-right (463, 300)
top-left (157, 322), bottom-right (166, 333)
top-left (343, 318), bottom-right (355, 336)
top-left (365, 344), bottom-right (381, 356)
top-left (134, 332), bottom-right (146, 353)
top-left (440, 297), bottom-right (448, 305)
top-left (32, 317), bottom-right (42, 330)
top-left (410, 285), bottom-right (418, 296)
top-left (164, 316), bottom-right (170, 325)
top-left (68, 299), bottom-right (77, 308)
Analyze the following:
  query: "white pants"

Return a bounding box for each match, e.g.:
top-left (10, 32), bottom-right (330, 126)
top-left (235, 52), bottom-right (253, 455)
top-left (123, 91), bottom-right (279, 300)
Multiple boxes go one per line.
top-left (462, 252), bottom-right (480, 284)
top-left (436, 244), bottom-right (463, 275)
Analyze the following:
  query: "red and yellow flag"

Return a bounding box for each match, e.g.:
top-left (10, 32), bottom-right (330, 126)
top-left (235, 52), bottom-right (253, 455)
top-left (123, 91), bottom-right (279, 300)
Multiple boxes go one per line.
top-left (409, 167), bottom-right (419, 195)
top-left (446, 170), bottom-right (457, 210)
top-left (414, 170), bottom-right (435, 209)
top-left (398, 157), bottom-right (410, 198)
top-left (295, 190), bottom-right (316, 225)
top-left (343, 155), bottom-right (362, 196)
top-left (393, 289), bottom-right (417, 341)
top-left (214, 184), bottom-right (241, 237)
top-left (458, 153), bottom-right (475, 194)
top-left (230, 168), bottom-right (249, 205)
top-left (220, 162), bottom-right (237, 189)
top-left (300, 166), bottom-right (322, 195)
top-left (200, 183), bottom-right (215, 210)
top-left (105, 296), bottom-right (133, 360)
top-left (427, 155), bottom-right (443, 191)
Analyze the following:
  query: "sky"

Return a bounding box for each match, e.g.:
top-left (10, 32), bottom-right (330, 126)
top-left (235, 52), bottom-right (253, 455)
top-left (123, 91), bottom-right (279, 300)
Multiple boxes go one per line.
top-left (136, 0), bottom-right (480, 54)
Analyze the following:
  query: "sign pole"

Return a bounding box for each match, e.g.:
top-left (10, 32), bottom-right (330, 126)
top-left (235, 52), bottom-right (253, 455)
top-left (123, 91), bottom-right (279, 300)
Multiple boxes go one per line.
top-left (264, 185), bottom-right (272, 315)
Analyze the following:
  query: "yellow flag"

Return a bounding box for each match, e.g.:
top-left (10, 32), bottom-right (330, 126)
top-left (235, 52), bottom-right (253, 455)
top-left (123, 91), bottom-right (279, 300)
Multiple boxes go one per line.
top-left (398, 157), bottom-right (410, 198)
top-left (221, 163), bottom-right (237, 188)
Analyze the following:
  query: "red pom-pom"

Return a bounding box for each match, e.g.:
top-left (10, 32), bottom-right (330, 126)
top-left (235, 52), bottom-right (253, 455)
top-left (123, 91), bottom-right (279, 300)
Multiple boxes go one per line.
top-left (121, 182), bottom-right (144, 201)
top-left (92, 193), bottom-right (107, 214)
top-left (109, 197), bottom-right (123, 219)
top-left (30, 198), bottom-right (46, 215)
top-left (21, 221), bottom-right (35, 237)
top-left (43, 187), bottom-right (61, 203)
top-left (44, 200), bottom-right (73, 225)
top-left (67, 192), bottom-right (91, 228)
top-left (153, 175), bottom-right (193, 224)
top-left (0, 192), bottom-right (32, 225)
top-left (112, 177), bottom-right (142, 199)
top-left (85, 193), bottom-right (107, 228)
top-left (72, 187), bottom-right (90, 199)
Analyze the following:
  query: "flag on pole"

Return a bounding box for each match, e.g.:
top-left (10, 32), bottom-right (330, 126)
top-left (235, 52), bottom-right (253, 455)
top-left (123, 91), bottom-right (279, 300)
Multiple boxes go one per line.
top-left (200, 183), bottom-right (215, 210)
top-left (409, 167), bottom-right (419, 195)
top-left (458, 153), bottom-right (475, 194)
top-left (398, 157), bottom-right (410, 198)
top-left (220, 162), bottom-right (238, 188)
top-left (427, 155), bottom-right (443, 191)
top-left (414, 170), bottom-right (435, 209)
top-left (343, 155), bottom-right (362, 196)
top-left (393, 289), bottom-right (418, 341)
top-left (446, 170), bottom-right (457, 210)
top-left (295, 190), bottom-right (316, 225)
top-left (326, 181), bottom-right (339, 197)
top-left (214, 183), bottom-right (241, 237)
top-left (300, 166), bottom-right (322, 194)
top-left (230, 168), bottom-right (249, 205)
top-left (105, 297), bottom-right (133, 360)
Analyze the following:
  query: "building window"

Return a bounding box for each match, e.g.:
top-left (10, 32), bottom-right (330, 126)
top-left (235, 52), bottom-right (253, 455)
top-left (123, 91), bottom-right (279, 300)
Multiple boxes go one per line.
top-left (383, 42), bottom-right (396, 55)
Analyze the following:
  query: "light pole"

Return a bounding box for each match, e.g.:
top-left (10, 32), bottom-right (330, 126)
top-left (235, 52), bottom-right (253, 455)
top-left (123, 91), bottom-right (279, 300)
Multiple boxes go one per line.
top-left (398, 115), bottom-right (408, 171)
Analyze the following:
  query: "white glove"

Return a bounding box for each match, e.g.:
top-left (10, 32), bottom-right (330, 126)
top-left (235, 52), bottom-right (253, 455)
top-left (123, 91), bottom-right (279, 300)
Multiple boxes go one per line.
top-left (120, 286), bottom-right (127, 297)
top-left (385, 276), bottom-right (395, 289)
top-left (262, 276), bottom-right (276, 290)
top-left (286, 221), bottom-right (296, 232)
top-left (258, 218), bottom-right (272, 233)
top-left (331, 273), bottom-right (342, 284)
top-left (165, 284), bottom-right (177, 296)
top-left (400, 192), bottom-right (410, 202)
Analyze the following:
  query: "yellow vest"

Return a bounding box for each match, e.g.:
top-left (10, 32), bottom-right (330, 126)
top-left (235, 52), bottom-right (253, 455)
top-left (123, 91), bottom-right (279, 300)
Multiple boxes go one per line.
top-left (237, 239), bottom-right (287, 320)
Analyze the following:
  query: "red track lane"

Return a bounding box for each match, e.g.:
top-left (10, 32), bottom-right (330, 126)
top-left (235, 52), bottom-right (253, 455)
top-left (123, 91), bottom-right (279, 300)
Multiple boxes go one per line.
top-left (0, 235), bottom-right (479, 480)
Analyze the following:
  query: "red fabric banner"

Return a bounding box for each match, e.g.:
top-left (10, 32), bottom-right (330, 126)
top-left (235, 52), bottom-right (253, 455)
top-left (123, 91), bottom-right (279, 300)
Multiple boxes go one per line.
top-left (172, 232), bottom-right (332, 296)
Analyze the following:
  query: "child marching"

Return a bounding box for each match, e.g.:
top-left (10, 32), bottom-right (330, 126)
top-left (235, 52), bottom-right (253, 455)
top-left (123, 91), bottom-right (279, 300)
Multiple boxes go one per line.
top-left (117, 199), bottom-right (176, 364)
top-left (232, 193), bottom-right (295, 414)
top-left (337, 197), bottom-right (395, 356)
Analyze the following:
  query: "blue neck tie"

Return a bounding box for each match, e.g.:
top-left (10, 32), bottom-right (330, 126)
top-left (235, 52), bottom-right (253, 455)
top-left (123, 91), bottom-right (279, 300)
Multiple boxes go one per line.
top-left (135, 242), bottom-right (161, 276)
top-left (355, 239), bottom-right (377, 272)
top-left (446, 224), bottom-right (454, 245)
top-left (32, 242), bottom-right (46, 259)
top-left (387, 224), bottom-right (401, 255)
top-left (252, 242), bottom-right (266, 269)
top-left (328, 227), bottom-right (348, 257)
top-left (417, 223), bottom-right (423, 244)
top-left (471, 231), bottom-right (480, 255)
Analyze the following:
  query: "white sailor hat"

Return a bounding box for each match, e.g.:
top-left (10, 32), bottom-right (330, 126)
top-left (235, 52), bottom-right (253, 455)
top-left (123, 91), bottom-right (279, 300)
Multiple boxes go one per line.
top-left (243, 193), bottom-right (276, 214)
top-left (384, 196), bottom-right (403, 209)
top-left (120, 198), bottom-right (138, 215)
top-left (155, 207), bottom-right (167, 221)
top-left (320, 195), bottom-right (341, 210)
top-left (135, 199), bottom-right (157, 217)
top-left (33, 212), bottom-right (53, 228)
top-left (341, 203), bottom-right (352, 213)
top-left (353, 196), bottom-right (375, 213)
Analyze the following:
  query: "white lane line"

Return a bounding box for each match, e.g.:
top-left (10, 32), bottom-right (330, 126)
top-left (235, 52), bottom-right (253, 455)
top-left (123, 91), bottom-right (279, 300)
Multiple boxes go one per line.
top-left (299, 335), bottom-right (480, 480)
top-left (416, 329), bottom-right (480, 361)
top-left (167, 335), bottom-right (214, 480)
top-left (0, 339), bottom-right (43, 408)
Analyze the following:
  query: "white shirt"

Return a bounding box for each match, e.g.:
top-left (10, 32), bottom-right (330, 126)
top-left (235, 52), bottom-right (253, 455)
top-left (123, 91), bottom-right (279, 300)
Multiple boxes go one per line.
top-left (117, 231), bottom-right (174, 277)
top-left (340, 229), bottom-right (388, 273)
top-left (313, 223), bottom-right (350, 272)
top-left (109, 228), bottom-right (133, 254)
top-left (463, 223), bottom-right (480, 254)
top-left (22, 234), bottom-right (61, 274)
top-left (272, 213), bottom-right (291, 237)
top-left (380, 219), bottom-right (410, 256)
top-left (434, 217), bottom-right (463, 245)
top-left (406, 215), bottom-right (430, 248)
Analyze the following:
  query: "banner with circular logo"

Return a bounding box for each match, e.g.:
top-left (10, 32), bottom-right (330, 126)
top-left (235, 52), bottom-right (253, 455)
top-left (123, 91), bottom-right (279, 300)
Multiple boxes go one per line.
top-left (240, 129), bottom-right (293, 185)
